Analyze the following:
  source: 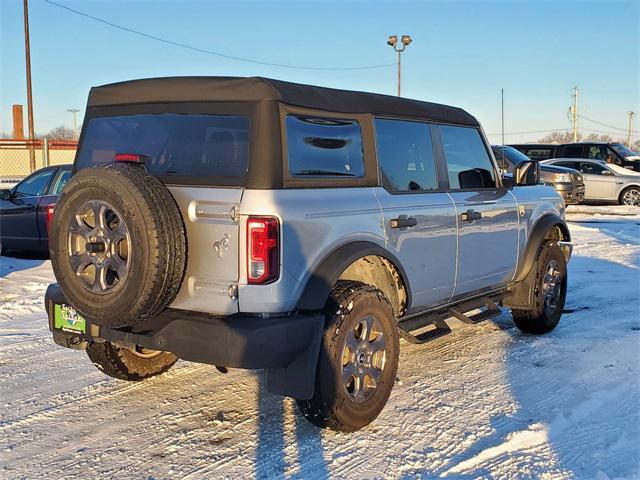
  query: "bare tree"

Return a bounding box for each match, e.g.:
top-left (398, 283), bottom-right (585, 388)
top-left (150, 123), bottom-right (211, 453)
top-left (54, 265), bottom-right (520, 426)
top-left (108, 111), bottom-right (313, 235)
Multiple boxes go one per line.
top-left (45, 125), bottom-right (76, 140)
top-left (537, 131), bottom-right (580, 143)
top-left (584, 133), bottom-right (613, 143)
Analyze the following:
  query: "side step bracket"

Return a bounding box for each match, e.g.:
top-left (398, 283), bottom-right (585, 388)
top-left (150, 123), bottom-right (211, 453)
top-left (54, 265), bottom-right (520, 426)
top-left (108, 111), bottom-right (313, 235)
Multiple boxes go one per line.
top-left (398, 315), bottom-right (451, 345)
top-left (448, 298), bottom-right (501, 325)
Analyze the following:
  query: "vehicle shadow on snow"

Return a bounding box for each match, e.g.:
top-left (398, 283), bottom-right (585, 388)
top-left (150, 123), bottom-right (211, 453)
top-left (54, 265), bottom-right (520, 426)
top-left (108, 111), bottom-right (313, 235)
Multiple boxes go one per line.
top-left (0, 252), bottom-right (47, 278)
top-left (255, 374), bottom-right (329, 479)
top-left (432, 254), bottom-right (639, 479)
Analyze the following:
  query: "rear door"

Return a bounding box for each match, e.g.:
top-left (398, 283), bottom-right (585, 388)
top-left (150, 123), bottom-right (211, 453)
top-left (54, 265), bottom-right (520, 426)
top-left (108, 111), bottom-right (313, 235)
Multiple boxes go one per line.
top-left (168, 187), bottom-right (242, 314)
top-left (373, 118), bottom-right (457, 311)
top-left (437, 125), bottom-right (519, 296)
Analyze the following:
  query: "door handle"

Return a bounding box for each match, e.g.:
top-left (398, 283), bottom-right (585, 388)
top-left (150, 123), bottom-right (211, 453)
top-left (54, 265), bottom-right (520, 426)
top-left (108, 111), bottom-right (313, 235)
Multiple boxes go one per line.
top-left (460, 209), bottom-right (482, 222)
top-left (390, 217), bottom-right (417, 228)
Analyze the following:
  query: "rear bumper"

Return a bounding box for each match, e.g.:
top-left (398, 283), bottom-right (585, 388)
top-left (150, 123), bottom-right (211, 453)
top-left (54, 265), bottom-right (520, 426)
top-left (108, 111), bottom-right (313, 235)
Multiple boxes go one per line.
top-left (45, 284), bottom-right (324, 399)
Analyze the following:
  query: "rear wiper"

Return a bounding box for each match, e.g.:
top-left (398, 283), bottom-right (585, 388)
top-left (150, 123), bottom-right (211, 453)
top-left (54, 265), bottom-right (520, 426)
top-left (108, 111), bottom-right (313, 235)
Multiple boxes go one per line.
top-left (297, 169), bottom-right (356, 176)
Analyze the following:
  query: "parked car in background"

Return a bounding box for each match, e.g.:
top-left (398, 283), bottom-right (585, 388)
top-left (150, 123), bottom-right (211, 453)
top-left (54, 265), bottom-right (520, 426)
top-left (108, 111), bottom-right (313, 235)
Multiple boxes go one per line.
top-left (0, 165), bottom-right (72, 254)
top-left (542, 158), bottom-right (640, 206)
top-left (510, 142), bottom-right (640, 172)
top-left (492, 145), bottom-right (585, 204)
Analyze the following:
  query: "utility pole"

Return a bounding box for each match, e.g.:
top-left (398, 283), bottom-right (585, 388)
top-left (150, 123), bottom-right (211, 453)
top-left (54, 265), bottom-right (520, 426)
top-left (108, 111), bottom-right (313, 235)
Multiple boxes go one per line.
top-left (387, 35), bottom-right (412, 97)
top-left (501, 88), bottom-right (505, 145)
top-left (67, 108), bottom-right (80, 139)
top-left (628, 111), bottom-right (636, 148)
top-left (569, 86), bottom-right (579, 143)
top-left (23, 0), bottom-right (36, 172)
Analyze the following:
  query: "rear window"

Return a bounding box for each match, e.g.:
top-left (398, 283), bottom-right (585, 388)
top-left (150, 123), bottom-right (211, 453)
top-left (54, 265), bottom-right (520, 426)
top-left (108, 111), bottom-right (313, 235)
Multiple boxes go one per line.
top-left (523, 148), bottom-right (553, 161)
top-left (286, 115), bottom-right (364, 177)
top-left (76, 114), bottom-right (250, 180)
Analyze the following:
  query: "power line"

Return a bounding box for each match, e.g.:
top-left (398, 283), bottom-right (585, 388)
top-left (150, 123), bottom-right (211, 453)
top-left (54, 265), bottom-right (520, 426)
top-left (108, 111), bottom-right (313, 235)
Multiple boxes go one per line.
top-left (578, 114), bottom-right (639, 133)
top-left (44, 0), bottom-right (396, 71)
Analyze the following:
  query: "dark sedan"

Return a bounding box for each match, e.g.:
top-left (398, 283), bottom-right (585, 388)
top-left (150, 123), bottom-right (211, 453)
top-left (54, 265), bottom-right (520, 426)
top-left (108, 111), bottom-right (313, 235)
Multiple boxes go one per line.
top-left (0, 165), bottom-right (72, 254)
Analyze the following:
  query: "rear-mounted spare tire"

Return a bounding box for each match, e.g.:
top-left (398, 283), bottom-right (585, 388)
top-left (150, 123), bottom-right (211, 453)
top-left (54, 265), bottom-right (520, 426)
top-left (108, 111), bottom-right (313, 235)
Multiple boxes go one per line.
top-left (50, 164), bottom-right (187, 328)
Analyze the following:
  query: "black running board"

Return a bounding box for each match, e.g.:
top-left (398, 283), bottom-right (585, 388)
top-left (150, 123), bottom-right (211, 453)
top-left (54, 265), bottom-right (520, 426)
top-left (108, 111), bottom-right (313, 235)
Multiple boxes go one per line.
top-left (398, 297), bottom-right (502, 344)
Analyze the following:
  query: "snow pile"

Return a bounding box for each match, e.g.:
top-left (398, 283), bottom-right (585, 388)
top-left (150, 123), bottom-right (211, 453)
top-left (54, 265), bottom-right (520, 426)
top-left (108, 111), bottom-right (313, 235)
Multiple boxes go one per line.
top-left (1, 206), bottom-right (638, 479)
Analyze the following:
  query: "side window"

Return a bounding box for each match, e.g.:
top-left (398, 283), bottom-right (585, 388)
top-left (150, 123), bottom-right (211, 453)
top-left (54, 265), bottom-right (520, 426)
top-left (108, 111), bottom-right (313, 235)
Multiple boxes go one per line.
top-left (440, 125), bottom-right (496, 189)
top-left (14, 170), bottom-right (55, 197)
top-left (286, 115), bottom-right (364, 177)
top-left (374, 119), bottom-right (438, 192)
top-left (580, 162), bottom-right (608, 175)
top-left (556, 161), bottom-right (579, 169)
top-left (587, 145), bottom-right (607, 160)
top-left (563, 145), bottom-right (584, 158)
top-left (52, 170), bottom-right (71, 195)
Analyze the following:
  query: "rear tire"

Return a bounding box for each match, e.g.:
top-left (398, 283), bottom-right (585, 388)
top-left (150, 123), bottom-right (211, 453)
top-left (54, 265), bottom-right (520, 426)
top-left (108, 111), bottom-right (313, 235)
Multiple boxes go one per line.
top-left (86, 341), bottom-right (177, 381)
top-left (512, 242), bottom-right (567, 334)
top-left (297, 281), bottom-right (399, 432)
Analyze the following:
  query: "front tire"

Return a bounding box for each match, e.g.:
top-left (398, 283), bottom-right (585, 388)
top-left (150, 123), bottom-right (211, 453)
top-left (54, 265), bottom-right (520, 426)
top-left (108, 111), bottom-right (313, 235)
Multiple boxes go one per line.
top-left (297, 281), bottom-right (399, 432)
top-left (86, 341), bottom-right (177, 381)
top-left (619, 186), bottom-right (640, 207)
top-left (512, 242), bottom-right (567, 334)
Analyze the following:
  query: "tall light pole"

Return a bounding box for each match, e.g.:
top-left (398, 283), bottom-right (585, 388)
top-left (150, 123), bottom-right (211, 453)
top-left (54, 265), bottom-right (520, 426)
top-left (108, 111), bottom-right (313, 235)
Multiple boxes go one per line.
top-left (23, 0), bottom-right (36, 172)
top-left (387, 35), bottom-right (412, 97)
top-left (569, 86), bottom-right (579, 143)
top-left (501, 88), bottom-right (505, 145)
top-left (67, 108), bottom-right (80, 139)
top-left (628, 111), bottom-right (636, 148)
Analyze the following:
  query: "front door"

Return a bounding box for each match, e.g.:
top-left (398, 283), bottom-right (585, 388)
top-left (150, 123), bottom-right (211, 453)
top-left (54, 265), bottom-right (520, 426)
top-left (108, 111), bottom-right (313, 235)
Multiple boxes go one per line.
top-left (374, 118), bottom-right (457, 312)
top-left (437, 125), bottom-right (519, 296)
top-left (578, 162), bottom-right (617, 199)
top-left (0, 168), bottom-right (55, 250)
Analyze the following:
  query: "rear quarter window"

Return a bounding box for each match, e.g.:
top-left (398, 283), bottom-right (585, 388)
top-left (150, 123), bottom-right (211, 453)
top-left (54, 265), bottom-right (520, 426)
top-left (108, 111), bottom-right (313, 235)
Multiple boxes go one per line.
top-left (76, 114), bottom-right (250, 180)
top-left (286, 115), bottom-right (365, 177)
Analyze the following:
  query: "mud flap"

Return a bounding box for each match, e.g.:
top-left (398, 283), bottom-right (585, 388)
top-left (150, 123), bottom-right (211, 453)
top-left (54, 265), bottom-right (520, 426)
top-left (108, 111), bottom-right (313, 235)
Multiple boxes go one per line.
top-left (266, 325), bottom-right (323, 400)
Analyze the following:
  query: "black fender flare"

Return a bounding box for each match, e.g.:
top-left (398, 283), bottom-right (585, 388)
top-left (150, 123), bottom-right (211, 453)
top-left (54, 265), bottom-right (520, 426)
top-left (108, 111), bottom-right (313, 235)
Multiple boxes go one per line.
top-left (514, 213), bottom-right (570, 283)
top-left (295, 241), bottom-right (412, 311)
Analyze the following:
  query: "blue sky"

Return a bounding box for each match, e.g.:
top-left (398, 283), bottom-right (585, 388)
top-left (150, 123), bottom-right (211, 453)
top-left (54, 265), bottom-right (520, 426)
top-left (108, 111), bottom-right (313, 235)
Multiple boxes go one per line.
top-left (1, 0), bottom-right (638, 143)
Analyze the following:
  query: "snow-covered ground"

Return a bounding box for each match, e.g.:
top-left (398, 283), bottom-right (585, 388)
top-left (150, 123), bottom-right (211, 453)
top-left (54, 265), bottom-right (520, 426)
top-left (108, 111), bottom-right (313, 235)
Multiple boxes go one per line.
top-left (1, 205), bottom-right (638, 479)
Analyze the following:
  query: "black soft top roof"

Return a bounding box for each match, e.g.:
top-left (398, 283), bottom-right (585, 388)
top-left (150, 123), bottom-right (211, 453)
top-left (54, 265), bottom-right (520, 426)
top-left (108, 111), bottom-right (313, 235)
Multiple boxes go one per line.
top-left (87, 76), bottom-right (478, 127)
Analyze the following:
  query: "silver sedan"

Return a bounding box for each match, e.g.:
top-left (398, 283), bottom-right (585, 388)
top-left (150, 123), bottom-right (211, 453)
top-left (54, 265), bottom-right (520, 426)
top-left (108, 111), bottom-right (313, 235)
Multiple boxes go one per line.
top-left (542, 158), bottom-right (640, 206)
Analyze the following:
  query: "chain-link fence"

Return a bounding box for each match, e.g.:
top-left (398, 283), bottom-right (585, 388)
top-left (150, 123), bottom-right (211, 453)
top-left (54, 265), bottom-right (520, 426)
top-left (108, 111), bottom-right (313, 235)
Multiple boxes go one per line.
top-left (0, 139), bottom-right (77, 187)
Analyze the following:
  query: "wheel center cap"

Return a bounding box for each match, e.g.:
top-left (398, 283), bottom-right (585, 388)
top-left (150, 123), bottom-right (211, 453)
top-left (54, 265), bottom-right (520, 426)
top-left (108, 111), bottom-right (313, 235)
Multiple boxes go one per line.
top-left (357, 351), bottom-right (367, 365)
top-left (86, 241), bottom-right (106, 254)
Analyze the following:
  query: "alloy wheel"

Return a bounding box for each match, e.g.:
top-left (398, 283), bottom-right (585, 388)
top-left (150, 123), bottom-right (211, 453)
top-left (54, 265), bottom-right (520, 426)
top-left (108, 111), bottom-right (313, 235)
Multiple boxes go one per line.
top-left (542, 259), bottom-right (562, 316)
top-left (67, 200), bottom-right (131, 294)
top-left (622, 188), bottom-right (640, 207)
top-left (341, 315), bottom-right (387, 403)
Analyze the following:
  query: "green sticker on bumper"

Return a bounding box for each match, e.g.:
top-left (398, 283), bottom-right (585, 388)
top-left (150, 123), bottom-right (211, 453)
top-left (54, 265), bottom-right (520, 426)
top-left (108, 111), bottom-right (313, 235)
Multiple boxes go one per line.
top-left (54, 304), bottom-right (86, 334)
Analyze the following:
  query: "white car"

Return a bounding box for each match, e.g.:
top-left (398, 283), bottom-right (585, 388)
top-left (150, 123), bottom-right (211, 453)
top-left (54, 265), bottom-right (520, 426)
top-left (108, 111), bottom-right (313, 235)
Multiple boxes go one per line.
top-left (542, 158), bottom-right (640, 206)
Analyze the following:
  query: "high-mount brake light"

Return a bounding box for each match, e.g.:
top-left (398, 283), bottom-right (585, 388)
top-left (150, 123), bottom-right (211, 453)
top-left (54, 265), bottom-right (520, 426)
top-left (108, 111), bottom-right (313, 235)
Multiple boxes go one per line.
top-left (247, 216), bottom-right (279, 284)
top-left (114, 153), bottom-right (144, 163)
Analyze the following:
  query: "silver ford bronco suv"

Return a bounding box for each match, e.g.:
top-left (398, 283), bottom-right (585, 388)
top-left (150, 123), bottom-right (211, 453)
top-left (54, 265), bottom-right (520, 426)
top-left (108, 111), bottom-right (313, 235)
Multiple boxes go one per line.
top-left (46, 77), bottom-right (572, 432)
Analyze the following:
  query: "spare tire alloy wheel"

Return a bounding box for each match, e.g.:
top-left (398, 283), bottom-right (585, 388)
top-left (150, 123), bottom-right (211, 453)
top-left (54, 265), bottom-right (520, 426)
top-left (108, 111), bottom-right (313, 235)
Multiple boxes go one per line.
top-left (68, 200), bottom-right (131, 293)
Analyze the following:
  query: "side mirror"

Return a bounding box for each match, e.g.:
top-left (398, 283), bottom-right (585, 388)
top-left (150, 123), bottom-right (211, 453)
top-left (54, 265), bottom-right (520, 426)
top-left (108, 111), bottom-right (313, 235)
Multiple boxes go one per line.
top-left (601, 170), bottom-right (614, 176)
top-left (0, 189), bottom-right (12, 200)
top-left (514, 160), bottom-right (540, 186)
